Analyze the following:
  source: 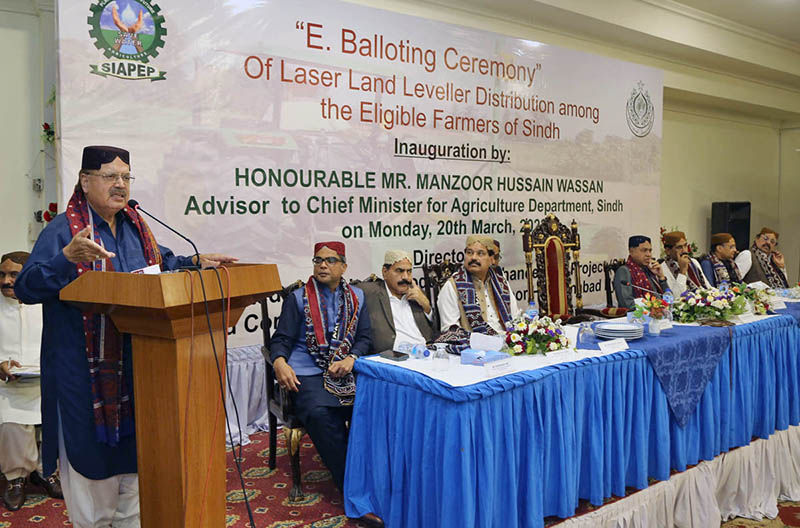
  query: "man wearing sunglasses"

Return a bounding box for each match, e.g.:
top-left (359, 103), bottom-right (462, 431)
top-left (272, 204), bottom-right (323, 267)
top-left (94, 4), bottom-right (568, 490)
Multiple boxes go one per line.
top-left (269, 242), bottom-right (382, 528)
top-left (14, 145), bottom-right (236, 528)
top-left (736, 227), bottom-right (789, 289)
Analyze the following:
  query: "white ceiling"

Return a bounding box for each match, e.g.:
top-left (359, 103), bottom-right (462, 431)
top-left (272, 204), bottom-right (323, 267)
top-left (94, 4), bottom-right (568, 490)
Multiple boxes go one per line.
top-left (673, 0), bottom-right (800, 45)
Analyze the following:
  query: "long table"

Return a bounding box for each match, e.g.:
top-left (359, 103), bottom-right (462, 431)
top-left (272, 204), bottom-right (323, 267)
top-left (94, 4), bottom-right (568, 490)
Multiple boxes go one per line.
top-left (343, 308), bottom-right (800, 528)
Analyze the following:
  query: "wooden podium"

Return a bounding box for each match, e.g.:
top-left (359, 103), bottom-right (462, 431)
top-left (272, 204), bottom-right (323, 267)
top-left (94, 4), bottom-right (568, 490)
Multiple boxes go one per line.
top-left (60, 263), bottom-right (281, 528)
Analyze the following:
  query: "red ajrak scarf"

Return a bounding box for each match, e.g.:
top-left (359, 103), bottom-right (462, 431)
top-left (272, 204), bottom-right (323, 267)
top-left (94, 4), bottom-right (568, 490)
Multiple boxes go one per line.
top-left (66, 189), bottom-right (162, 446)
top-left (302, 277), bottom-right (360, 405)
top-left (626, 256), bottom-right (662, 298)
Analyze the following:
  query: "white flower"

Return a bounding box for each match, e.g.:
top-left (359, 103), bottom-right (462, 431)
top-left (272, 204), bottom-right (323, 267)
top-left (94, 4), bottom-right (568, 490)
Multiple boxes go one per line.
top-left (689, 298), bottom-right (697, 305)
top-left (513, 344), bottom-right (523, 354)
top-left (510, 333), bottom-right (521, 342)
top-left (559, 336), bottom-right (568, 346)
top-left (515, 321), bottom-right (527, 332)
top-left (548, 342), bottom-right (560, 351)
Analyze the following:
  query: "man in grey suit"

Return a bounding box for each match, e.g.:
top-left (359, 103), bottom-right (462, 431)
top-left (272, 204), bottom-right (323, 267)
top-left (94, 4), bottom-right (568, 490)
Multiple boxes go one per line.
top-left (359, 250), bottom-right (437, 353)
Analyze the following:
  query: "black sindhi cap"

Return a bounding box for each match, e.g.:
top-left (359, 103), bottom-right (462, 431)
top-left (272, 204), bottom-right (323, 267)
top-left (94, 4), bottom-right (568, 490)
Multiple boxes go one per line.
top-left (81, 145), bottom-right (130, 170)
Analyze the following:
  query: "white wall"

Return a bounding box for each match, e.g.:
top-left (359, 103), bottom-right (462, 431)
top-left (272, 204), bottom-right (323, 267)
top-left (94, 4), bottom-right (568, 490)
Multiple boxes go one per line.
top-left (0, 1), bottom-right (56, 255)
top-left (661, 104), bottom-right (780, 254)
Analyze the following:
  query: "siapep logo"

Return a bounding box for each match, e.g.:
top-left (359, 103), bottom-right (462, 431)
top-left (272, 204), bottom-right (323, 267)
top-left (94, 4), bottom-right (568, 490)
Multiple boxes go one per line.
top-left (88, 0), bottom-right (167, 81)
top-left (626, 81), bottom-right (655, 138)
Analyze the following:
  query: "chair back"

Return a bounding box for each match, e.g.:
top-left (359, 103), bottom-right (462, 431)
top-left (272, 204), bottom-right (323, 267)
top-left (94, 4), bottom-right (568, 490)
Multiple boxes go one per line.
top-left (603, 259), bottom-right (626, 307)
top-left (525, 214), bottom-right (583, 319)
top-left (349, 273), bottom-right (380, 286)
top-left (421, 259), bottom-right (458, 308)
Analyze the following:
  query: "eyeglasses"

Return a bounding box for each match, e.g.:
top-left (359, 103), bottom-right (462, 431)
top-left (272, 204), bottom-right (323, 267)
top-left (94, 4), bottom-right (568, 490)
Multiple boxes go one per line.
top-left (312, 256), bottom-right (343, 265)
top-left (94, 172), bottom-right (134, 184)
top-left (760, 235), bottom-right (778, 247)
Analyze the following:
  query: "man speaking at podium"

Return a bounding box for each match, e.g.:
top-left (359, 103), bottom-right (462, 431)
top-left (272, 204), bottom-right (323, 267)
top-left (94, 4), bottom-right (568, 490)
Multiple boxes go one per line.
top-left (15, 146), bottom-right (235, 528)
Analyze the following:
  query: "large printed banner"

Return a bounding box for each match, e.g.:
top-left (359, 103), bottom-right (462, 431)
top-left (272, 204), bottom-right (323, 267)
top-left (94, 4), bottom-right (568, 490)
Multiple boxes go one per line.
top-left (57, 0), bottom-right (662, 346)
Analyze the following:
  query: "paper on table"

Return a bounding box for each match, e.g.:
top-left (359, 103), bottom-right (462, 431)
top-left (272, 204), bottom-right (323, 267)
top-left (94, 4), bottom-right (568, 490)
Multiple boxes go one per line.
top-left (747, 281), bottom-right (770, 291)
top-left (9, 365), bottom-right (40, 378)
top-left (771, 299), bottom-right (787, 310)
top-left (469, 332), bottom-right (504, 352)
top-left (598, 338), bottom-right (629, 353)
top-left (131, 263), bottom-right (160, 275)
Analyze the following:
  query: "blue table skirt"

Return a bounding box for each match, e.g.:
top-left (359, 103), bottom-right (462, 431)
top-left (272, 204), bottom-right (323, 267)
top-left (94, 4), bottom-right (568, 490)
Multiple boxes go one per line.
top-left (344, 315), bottom-right (800, 528)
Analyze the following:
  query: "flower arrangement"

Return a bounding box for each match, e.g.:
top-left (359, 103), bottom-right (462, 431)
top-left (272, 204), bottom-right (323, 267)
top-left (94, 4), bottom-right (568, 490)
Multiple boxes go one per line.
top-left (671, 286), bottom-right (746, 323)
top-left (632, 292), bottom-right (670, 320)
top-left (42, 202), bottom-right (58, 223)
top-left (732, 283), bottom-right (770, 315)
top-left (41, 123), bottom-right (54, 143)
top-left (504, 315), bottom-right (570, 355)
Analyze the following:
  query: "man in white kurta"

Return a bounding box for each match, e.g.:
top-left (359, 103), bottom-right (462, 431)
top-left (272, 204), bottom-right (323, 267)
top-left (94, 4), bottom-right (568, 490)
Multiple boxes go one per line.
top-left (437, 235), bottom-right (519, 335)
top-left (0, 251), bottom-right (61, 511)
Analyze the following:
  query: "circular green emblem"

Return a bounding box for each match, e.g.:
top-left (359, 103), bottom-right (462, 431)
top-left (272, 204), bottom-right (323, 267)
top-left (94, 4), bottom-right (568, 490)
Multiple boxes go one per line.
top-left (88, 0), bottom-right (166, 63)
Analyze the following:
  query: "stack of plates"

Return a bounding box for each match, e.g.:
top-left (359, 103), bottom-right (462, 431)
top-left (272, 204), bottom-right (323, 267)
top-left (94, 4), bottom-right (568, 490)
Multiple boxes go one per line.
top-left (595, 322), bottom-right (644, 340)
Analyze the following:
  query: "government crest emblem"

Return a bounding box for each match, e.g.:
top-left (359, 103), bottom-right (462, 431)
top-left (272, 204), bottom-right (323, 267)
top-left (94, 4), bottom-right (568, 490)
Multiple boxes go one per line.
top-left (88, 0), bottom-right (167, 81)
top-left (626, 81), bottom-right (654, 137)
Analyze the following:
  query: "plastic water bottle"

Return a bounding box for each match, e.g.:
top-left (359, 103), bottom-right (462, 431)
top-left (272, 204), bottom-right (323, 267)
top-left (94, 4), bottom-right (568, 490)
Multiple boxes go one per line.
top-left (525, 300), bottom-right (539, 320)
top-left (663, 289), bottom-right (674, 305)
top-left (411, 344), bottom-right (431, 359)
top-left (396, 342), bottom-right (430, 359)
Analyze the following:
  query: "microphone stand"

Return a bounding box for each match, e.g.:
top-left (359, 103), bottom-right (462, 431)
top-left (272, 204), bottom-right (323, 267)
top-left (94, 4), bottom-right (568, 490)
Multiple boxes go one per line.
top-left (130, 201), bottom-right (200, 269)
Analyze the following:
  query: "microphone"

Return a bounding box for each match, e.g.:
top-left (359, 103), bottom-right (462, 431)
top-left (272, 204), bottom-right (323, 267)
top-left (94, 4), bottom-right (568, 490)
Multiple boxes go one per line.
top-left (128, 199), bottom-right (200, 268)
top-left (621, 281), bottom-right (663, 298)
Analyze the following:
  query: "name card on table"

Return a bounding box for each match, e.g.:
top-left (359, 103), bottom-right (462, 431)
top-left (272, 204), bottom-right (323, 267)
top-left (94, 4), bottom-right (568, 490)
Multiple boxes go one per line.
top-left (731, 313), bottom-right (759, 324)
top-left (771, 299), bottom-right (787, 310)
top-left (484, 358), bottom-right (516, 379)
top-left (598, 338), bottom-right (629, 354)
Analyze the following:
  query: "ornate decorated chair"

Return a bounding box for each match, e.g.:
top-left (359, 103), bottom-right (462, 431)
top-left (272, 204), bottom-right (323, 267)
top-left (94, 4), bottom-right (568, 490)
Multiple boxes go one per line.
top-left (260, 280), bottom-right (306, 501)
top-left (521, 214), bottom-right (588, 321)
top-left (349, 273), bottom-right (380, 286)
top-left (421, 259), bottom-right (459, 308)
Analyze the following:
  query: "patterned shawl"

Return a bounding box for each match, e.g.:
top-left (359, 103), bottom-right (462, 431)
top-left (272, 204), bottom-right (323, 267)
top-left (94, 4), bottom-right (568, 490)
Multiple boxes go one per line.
top-left (303, 277), bottom-right (359, 406)
top-left (66, 189), bottom-right (162, 446)
top-left (708, 253), bottom-right (741, 285)
top-left (666, 257), bottom-right (704, 291)
top-left (626, 256), bottom-right (662, 298)
top-left (751, 242), bottom-right (789, 289)
top-left (435, 265), bottom-right (512, 354)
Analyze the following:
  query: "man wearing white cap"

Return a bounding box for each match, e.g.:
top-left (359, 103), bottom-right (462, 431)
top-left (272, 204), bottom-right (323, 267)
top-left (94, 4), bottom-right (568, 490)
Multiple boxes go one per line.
top-left (360, 250), bottom-right (437, 353)
top-left (437, 235), bottom-right (519, 340)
